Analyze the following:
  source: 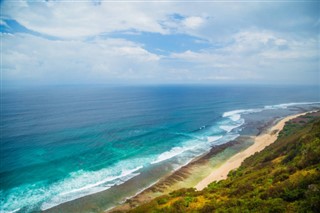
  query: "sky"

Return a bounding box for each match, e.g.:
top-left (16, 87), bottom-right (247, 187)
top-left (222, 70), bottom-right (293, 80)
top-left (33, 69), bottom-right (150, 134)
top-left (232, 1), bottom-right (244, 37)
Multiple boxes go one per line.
top-left (1, 0), bottom-right (319, 86)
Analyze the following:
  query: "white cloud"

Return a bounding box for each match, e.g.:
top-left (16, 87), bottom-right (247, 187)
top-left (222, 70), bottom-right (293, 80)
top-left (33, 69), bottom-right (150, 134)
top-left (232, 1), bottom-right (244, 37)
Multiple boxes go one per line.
top-left (229, 30), bottom-right (318, 59)
top-left (168, 30), bottom-right (319, 84)
top-left (2, 33), bottom-right (160, 83)
top-left (182, 16), bottom-right (204, 29)
top-left (1, 1), bottom-right (213, 39)
top-left (2, 1), bottom-right (174, 38)
top-left (3, 1), bottom-right (318, 41)
top-left (2, 28), bottom-right (318, 85)
top-left (1, 1), bottom-right (319, 85)
top-left (113, 46), bottom-right (160, 62)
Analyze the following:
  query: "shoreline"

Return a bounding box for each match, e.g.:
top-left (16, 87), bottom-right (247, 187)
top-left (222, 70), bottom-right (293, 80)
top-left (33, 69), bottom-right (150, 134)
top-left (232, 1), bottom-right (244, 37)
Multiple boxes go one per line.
top-left (42, 110), bottom-right (315, 213)
top-left (195, 111), bottom-right (310, 190)
top-left (108, 137), bottom-right (254, 212)
top-left (123, 110), bottom-right (320, 212)
top-left (109, 111), bottom-right (312, 212)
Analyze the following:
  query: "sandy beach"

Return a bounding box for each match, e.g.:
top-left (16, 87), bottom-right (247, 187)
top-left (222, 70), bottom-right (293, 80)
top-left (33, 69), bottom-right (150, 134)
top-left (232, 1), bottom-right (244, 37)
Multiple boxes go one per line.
top-left (195, 111), bottom-right (310, 190)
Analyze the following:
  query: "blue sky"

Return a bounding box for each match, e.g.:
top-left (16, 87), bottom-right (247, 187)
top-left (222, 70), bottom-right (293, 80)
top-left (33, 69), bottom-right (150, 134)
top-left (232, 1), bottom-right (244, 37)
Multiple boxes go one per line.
top-left (1, 1), bottom-right (319, 86)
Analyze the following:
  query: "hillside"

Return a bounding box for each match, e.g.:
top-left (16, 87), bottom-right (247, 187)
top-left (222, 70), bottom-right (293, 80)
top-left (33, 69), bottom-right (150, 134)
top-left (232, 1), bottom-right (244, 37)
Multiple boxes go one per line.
top-left (128, 112), bottom-right (320, 213)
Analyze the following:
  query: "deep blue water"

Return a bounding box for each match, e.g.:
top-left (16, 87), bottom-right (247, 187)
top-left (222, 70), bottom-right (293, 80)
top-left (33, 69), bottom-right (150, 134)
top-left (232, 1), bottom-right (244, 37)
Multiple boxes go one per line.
top-left (1, 85), bottom-right (319, 212)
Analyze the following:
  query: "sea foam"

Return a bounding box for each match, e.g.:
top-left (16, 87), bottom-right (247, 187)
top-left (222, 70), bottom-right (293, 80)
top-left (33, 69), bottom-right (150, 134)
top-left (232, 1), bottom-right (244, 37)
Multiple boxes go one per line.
top-left (151, 146), bottom-right (196, 164)
top-left (151, 134), bottom-right (225, 165)
top-left (0, 159), bottom-right (145, 213)
top-left (40, 165), bottom-right (143, 210)
top-left (221, 102), bottom-right (320, 134)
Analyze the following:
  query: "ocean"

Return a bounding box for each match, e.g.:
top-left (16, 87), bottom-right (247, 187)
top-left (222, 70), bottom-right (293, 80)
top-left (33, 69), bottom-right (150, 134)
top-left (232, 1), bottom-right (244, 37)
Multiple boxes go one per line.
top-left (1, 85), bottom-right (319, 212)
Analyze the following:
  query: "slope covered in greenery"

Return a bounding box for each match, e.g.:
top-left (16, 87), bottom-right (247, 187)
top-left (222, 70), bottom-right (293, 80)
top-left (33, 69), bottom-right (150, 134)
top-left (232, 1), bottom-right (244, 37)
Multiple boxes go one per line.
top-left (129, 113), bottom-right (320, 213)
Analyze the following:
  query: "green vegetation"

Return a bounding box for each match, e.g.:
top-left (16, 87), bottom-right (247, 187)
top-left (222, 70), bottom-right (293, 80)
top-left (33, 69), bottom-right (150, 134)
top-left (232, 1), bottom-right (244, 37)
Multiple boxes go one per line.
top-left (129, 113), bottom-right (320, 213)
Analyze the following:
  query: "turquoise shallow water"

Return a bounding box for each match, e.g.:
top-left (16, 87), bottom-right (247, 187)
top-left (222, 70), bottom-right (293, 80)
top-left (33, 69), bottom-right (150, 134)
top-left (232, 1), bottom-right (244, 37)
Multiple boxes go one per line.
top-left (1, 85), bottom-right (319, 212)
